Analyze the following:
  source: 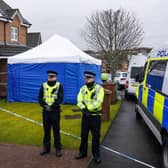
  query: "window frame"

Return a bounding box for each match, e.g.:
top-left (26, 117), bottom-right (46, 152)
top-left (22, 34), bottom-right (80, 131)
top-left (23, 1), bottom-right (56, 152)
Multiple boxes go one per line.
top-left (146, 60), bottom-right (167, 92)
top-left (147, 60), bottom-right (167, 77)
top-left (10, 26), bottom-right (19, 42)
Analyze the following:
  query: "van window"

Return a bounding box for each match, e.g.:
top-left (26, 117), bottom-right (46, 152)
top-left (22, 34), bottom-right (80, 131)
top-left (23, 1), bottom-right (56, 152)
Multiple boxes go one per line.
top-left (122, 73), bottom-right (127, 77)
top-left (115, 73), bottom-right (121, 77)
top-left (146, 60), bottom-right (167, 91)
top-left (131, 67), bottom-right (144, 78)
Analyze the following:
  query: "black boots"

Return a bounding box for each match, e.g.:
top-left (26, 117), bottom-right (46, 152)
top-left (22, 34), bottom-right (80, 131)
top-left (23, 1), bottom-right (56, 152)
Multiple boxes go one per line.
top-left (56, 149), bottom-right (62, 157)
top-left (40, 148), bottom-right (62, 157)
top-left (74, 153), bottom-right (87, 159)
top-left (74, 153), bottom-right (100, 164)
top-left (93, 157), bottom-right (101, 164)
top-left (40, 148), bottom-right (50, 156)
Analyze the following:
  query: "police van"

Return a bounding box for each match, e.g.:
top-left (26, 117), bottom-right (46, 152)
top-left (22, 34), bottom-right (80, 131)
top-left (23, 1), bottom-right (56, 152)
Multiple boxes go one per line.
top-left (125, 54), bottom-right (147, 98)
top-left (135, 49), bottom-right (168, 168)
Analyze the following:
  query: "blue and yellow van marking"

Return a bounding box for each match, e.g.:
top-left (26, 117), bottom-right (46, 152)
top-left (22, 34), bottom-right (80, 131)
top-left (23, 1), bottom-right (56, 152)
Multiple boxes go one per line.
top-left (147, 89), bottom-right (155, 114)
top-left (142, 87), bottom-right (148, 108)
top-left (162, 98), bottom-right (168, 130)
top-left (138, 84), bottom-right (143, 101)
top-left (153, 92), bottom-right (164, 124)
top-left (137, 85), bottom-right (168, 128)
top-left (136, 56), bottom-right (168, 131)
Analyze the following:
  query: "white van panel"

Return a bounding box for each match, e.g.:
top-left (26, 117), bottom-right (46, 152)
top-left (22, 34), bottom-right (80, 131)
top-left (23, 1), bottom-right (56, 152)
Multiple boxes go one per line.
top-left (128, 81), bottom-right (138, 94)
top-left (137, 104), bottom-right (162, 145)
top-left (126, 54), bottom-right (147, 95)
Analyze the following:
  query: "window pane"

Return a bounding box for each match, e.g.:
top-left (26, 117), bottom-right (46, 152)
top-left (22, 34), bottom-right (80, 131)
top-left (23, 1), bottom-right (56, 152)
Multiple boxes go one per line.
top-left (122, 73), bottom-right (127, 77)
top-left (115, 73), bottom-right (120, 77)
top-left (11, 27), bottom-right (18, 41)
top-left (146, 61), bottom-right (167, 91)
top-left (131, 67), bottom-right (144, 78)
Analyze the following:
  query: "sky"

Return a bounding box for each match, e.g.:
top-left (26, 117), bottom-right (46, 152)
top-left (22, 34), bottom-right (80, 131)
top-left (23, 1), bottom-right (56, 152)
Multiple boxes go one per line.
top-left (5, 0), bottom-right (168, 50)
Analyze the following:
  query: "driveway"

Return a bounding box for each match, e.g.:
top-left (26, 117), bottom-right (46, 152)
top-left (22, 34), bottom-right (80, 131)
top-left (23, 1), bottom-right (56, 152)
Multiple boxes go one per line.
top-left (88, 99), bottom-right (161, 168)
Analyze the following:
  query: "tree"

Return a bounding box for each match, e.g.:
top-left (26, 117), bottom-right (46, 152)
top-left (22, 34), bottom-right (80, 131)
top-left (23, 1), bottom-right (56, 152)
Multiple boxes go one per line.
top-left (82, 8), bottom-right (144, 72)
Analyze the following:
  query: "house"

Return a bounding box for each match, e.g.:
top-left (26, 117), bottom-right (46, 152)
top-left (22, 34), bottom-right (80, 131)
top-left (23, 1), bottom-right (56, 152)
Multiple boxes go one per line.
top-left (27, 32), bottom-right (42, 48)
top-left (84, 47), bottom-right (152, 73)
top-left (0, 0), bottom-right (42, 97)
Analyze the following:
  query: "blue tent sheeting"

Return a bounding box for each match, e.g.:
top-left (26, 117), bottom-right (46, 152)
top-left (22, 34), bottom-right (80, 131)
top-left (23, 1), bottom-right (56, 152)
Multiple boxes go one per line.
top-left (7, 34), bottom-right (102, 104)
top-left (8, 63), bottom-right (101, 104)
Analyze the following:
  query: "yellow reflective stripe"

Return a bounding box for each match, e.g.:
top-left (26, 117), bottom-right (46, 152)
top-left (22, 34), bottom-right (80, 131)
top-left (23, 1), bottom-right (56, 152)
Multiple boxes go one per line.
top-left (78, 102), bottom-right (85, 109)
top-left (135, 84), bottom-right (139, 98)
top-left (153, 92), bottom-right (164, 124)
top-left (83, 99), bottom-right (89, 103)
top-left (149, 57), bottom-right (168, 61)
top-left (142, 87), bottom-right (148, 108)
top-left (91, 113), bottom-right (101, 116)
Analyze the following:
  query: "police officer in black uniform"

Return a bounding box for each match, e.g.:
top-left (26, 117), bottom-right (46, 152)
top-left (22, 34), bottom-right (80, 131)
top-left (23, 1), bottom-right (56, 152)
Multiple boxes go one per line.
top-left (75, 71), bottom-right (104, 164)
top-left (38, 70), bottom-right (63, 157)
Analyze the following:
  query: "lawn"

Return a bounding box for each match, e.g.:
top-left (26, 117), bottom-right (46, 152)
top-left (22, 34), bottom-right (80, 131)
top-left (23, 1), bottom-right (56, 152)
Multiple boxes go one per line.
top-left (0, 99), bottom-right (121, 149)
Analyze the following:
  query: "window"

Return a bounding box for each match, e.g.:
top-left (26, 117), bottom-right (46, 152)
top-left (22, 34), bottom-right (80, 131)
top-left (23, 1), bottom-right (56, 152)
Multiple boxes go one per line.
top-left (146, 60), bottom-right (167, 92)
top-left (122, 73), bottom-right (127, 77)
top-left (131, 67), bottom-right (144, 78)
top-left (11, 26), bottom-right (18, 41)
top-left (115, 73), bottom-right (121, 77)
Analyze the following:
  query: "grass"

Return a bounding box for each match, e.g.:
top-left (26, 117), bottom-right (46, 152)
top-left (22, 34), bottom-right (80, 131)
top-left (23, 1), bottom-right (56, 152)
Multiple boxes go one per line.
top-left (0, 99), bottom-right (121, 149)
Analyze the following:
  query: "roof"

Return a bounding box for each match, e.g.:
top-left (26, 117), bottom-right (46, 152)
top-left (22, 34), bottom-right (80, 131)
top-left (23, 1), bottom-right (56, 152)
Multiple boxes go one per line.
top-left (0, 45), bottom-right (30, 57)
top-left (8, 34), bottom-right (101, 65)
top-left (0, 0), bottom-right (31, 27)
top-left (0, 0), bottom-right (11, 18)
top-left (148, 48), bottom-right (168, 58)
top-left (27, 32), bottom-right (42, 48)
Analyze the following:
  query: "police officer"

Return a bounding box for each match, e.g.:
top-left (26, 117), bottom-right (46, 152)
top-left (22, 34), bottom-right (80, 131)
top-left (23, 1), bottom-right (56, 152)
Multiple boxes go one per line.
top-left (75, 71), bottom-right (104, 164)
top-left (38, 70), bottom-right (63, 157)
top-left (101, 71), bottom-right (108, 83)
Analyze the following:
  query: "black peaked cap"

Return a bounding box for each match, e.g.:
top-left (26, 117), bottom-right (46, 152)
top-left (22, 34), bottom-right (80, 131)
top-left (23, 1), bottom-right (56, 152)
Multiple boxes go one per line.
top-left (47, 70), bottom-right (58, 76)
top-left (84, 71), bottom-right (96, 77)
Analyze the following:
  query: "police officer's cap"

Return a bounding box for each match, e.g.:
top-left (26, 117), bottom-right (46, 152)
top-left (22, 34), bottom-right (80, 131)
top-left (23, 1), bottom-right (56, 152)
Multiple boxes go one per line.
top-left (84, 71), bottom-right (96, 78)
top-left (47, 70), bottom-right (57, 77)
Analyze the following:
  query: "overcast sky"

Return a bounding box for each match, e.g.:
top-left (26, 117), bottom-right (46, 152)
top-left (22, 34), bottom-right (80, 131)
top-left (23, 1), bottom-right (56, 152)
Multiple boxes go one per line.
top-left (5, 0), bottom-right (168, 50)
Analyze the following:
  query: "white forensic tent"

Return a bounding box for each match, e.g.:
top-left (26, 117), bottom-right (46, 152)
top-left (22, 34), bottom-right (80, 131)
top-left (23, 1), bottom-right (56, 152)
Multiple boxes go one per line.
top-left (7, 34), bottom-right (102, 104)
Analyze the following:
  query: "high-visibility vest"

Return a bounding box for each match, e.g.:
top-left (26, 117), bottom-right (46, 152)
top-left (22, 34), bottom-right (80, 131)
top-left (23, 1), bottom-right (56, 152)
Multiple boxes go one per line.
top-left (101, 73), bottom-right (108, 81)
top-left (77, 83), bottom-right (104, 115)
top-left (43, 82), bottom-right (60, 106)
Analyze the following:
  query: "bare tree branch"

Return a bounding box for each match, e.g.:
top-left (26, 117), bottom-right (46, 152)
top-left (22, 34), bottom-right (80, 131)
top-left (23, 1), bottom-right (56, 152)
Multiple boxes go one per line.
top-left (82, 8), bottom-right (144, 72)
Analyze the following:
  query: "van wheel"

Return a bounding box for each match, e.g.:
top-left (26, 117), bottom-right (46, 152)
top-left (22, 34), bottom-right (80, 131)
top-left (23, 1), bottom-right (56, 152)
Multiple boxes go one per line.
top-left (135, 105), bottom-right (142, 120)
top-left (162, 141), bottom-right (168, 168)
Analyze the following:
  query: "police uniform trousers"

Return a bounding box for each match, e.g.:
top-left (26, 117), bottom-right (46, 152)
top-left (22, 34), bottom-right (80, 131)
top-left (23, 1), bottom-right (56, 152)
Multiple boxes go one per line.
top-left (42, 109), bottom-right (61, 151)
top-left (79, 114), bottom-right (101, 158)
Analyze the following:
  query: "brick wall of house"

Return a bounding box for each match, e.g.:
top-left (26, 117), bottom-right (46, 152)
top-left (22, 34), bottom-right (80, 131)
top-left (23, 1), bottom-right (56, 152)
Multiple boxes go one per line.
top-left (0, 21), bottom-right (4, 43)
top-left (5, 15), bottom-right (27, 45)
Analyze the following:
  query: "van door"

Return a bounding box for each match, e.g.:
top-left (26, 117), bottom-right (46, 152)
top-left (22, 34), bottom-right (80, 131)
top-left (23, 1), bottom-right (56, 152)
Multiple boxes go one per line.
top-left (144, 60), bottom-right (167, 123)
top-left (129, 66), bottom-right (144, 94)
